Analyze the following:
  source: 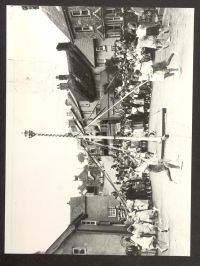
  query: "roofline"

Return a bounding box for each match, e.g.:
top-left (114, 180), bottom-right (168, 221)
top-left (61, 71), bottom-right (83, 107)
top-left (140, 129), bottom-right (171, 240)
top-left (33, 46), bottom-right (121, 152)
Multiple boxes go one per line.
top-left (61, 7), bottom-right (75, 42)
top-left (45, 224), bottom-right (75, 254)
top-left (74, 39), bottom-right (96, 67)
top-left (45, 212), bottom-right (87, 254)
top-left (72, 40), bottom-right (95, 70)
top-left (57, 42), bottom-right (94, 72)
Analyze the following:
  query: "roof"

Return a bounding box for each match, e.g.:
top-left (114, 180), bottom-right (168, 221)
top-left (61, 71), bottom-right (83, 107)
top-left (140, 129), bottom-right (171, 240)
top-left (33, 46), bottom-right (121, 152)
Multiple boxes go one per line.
top-left (45, 224), bottom-right (75, 254)
top-left (45, 213), bottom-right (85, 254)
top-left (65, 42), bottom-right (94, 70)
top-left (70, 196), bottom-right (86, 223)
top-left (60, 43), bottom-right (96, 102)
top-left (41, 6), bottom-right (73, 41)
top-left (74, 39), bottom-right (96, 67)
top-left (42, 6), bottom-right (97, 66)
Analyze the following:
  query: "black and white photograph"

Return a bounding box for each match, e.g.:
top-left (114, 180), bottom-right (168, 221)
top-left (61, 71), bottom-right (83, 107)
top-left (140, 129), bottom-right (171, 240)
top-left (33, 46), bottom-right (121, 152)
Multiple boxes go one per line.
top-left (6, 5), bottom-right (194, 256)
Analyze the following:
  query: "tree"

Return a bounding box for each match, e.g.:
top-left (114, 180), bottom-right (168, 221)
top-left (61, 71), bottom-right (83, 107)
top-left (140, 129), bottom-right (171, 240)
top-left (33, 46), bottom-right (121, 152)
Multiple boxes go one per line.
top-left (77, 152), bottom-right (86, 163)
top-left (105, 57), bottom-right (119, 75)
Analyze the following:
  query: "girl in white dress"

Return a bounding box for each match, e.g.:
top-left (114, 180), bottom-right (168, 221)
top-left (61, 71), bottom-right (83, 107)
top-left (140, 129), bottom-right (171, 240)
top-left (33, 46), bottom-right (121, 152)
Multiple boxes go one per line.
top-left (130, 234), bottom-right (168, 253)
top-left (133, 199), bottom-right (149, 211)
top-left (128, 209), bottom-right (158, 224)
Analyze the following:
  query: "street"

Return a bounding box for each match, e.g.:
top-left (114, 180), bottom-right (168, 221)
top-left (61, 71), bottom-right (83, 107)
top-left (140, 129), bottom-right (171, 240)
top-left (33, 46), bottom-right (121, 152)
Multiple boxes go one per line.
top-left (101, 8), bottom-right (194, 256)
top-left (148, 8), bottom-right (194, 256)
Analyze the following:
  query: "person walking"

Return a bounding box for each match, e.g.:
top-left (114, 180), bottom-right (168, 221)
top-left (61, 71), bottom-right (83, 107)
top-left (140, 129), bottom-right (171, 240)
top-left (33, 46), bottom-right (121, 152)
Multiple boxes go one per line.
top-left (136, 156), bottom-right (183, 182)
top-left (134, 52), bottom-right (181, 81)
top-left (150, 52), bottom-right (181, 80)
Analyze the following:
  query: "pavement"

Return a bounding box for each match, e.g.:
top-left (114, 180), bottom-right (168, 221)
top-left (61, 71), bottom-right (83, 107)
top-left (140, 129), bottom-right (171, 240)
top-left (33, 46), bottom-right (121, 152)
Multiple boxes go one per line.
top-left (101, 8), bottom-right (194, 256)
top-left (148, 8), bottom-right (194, 256)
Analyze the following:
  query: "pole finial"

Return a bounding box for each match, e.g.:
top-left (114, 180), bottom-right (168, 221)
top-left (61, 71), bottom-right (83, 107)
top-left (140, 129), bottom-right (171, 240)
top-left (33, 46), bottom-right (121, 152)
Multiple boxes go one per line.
top-left (24, 130), bottom-right (36, 138)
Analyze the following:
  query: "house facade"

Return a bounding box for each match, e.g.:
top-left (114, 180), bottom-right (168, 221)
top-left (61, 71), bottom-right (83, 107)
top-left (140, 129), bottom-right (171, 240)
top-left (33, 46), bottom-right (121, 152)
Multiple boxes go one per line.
top-left (41, 6), bottom-right (139, 147)
top-left (58, 6), bottom-right (137, 137)
top-left (41, 6), bottom-right (127, 120)
top-left (62, 6), bottom-right (124, 69)
top-left (46, 195), bottom-right (129, 255)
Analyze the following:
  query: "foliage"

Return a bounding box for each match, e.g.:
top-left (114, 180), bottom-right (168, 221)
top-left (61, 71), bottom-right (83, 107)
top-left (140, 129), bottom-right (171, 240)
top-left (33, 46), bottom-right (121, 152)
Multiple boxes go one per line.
top-left (105, 57), bottom-right (119, 75)
top-left (77, 152), bottom-right (86, 163)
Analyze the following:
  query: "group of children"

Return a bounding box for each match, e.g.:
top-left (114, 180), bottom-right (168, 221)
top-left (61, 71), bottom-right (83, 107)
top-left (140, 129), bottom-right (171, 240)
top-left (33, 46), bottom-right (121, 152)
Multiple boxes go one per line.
top-left (121, 198), bottom-right (169, 255)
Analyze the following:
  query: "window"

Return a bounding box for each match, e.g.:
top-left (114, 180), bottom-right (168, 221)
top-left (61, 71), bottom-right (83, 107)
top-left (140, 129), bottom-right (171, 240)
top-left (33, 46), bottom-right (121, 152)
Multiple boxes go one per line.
top-left (66, 111), bottom-right (72, 116)
top-left (96, 45), bottom-right (107, 52)
top-left (71, 10), bottom-right (90, 17)
top-left (83, 111), bottom-right (92, 114)
top-left (106, 32), bottom-right (121, 38)
top-left (105, 24), bottom-right (121, 38)
top-left (111, 45), bottom-right (116, 51)
top-left (81, 220), bottom-right (97, 225)
top-left (99, 221), bottom-right (111, 225)
top-left (106, 16), bottom-right (123, 22)
top-left (79, 102), bottom-right (90, 107)
top-left (113, 17), bottom-right (123, 21)
top-left (97, 58), bottom-right (106, 64)
top-left (72, 247), bottom-right (87, 255)
top-left (105, 8), bottom-right (116, 15)
top-left (106, 25), bottom-right (121, 31)
top-left (74, 26), bottom-right (93, 32)
top-left (108, 207), bottom-right (117, 217)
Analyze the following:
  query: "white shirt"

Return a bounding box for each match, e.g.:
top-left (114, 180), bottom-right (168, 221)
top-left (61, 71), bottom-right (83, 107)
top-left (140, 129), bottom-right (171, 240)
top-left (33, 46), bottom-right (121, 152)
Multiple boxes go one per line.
top-left (130, 235), bottom-right (154, 250)
top-left (137, 36), bottom-right (157, 49)
top-left (131, 107), bottom-right (138, 114)
top-left (136, 25), bottom-right (147, 38)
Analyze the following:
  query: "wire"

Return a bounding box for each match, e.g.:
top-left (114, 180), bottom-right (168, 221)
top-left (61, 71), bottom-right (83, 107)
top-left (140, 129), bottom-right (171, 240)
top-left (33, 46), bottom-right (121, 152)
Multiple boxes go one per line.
top-left (85, 80), bottom-right (148, 129)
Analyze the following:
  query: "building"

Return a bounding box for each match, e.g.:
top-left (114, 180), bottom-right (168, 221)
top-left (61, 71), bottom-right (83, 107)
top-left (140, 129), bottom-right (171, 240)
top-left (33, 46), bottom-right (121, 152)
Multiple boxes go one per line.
top-left (57, 42), bottom-right (96, 102)
top-left (46, 195), bottom-right (128, 255)
top-left (41, 6), bottom-right (153, 145)
top-left (57, 6), bottom-right (125, 69)
top-left (59, 6), bottom-right (127, 133)
top-left (41, 6), bottom-right (131, 130)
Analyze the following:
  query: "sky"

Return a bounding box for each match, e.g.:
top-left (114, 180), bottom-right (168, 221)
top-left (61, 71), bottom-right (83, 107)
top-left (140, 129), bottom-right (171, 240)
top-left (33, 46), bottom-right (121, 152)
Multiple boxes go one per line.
top-left (6, 6), bottom-right (85, 254)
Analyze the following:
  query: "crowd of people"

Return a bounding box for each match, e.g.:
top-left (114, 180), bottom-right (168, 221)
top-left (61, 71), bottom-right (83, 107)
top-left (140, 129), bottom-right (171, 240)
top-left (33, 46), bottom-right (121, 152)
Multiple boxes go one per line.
top-left (109, 19), bottom-right (180, 83)
top-left (106, 10), bottom-right (183, 255)
top-left (108, 140), bottom-right (183, 255)
top-left (120, 198), bottom-right (169, 255)
top-left (104, 11), bottom-right (181, 139)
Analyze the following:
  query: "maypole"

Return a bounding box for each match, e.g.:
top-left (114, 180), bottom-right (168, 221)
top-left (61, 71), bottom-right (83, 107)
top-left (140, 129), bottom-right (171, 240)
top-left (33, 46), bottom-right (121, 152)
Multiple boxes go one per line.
top-left (24, 130), bottom-right (167, 143)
